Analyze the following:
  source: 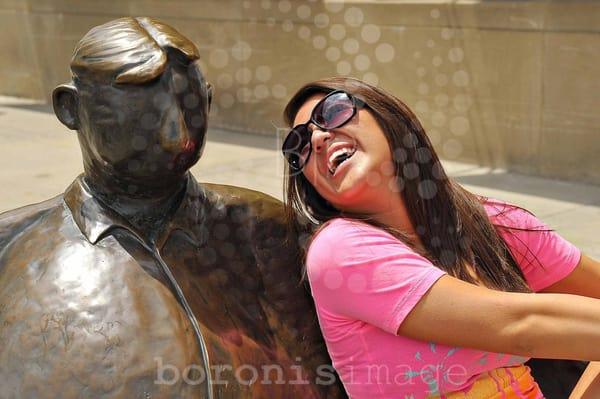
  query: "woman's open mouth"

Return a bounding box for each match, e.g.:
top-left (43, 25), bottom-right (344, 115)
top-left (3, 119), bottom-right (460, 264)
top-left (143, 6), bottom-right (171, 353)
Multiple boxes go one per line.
top-left (328, 147), bottom-right (356, 175)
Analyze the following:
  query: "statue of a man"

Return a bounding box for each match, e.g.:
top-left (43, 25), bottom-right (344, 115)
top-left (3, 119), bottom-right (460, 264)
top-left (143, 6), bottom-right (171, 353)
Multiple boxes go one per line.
top-left (0, 17), bottom-right (343, 399)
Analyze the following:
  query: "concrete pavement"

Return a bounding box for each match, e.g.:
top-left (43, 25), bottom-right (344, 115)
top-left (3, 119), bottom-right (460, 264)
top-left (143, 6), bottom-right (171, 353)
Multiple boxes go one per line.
top-left (1, 95), bottom-right (599, 259)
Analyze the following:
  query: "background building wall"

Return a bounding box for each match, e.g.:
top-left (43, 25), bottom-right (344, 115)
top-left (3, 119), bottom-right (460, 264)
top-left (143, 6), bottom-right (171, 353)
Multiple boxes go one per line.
top-left (1, 0), bottom-right (598, 184)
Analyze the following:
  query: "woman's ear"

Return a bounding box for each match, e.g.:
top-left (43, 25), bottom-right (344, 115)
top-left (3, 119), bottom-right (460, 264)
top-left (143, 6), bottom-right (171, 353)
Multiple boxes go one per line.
top-left (52, 84), bottom-right (79, 130)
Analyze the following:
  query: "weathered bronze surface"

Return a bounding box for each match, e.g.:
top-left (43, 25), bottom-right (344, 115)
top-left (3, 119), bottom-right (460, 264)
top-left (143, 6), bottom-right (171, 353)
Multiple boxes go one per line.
top-left (0, 17), bottom-right (344, 399)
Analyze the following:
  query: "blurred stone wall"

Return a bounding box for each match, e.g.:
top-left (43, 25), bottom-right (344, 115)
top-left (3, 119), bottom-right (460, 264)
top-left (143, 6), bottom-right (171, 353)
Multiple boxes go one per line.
top-left (1, 0), bottom-right (598, 184)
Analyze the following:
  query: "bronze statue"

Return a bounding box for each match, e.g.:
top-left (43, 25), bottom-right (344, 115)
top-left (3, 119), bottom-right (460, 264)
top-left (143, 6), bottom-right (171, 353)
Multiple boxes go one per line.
top-left (0, 17), bottom-right (344, 399)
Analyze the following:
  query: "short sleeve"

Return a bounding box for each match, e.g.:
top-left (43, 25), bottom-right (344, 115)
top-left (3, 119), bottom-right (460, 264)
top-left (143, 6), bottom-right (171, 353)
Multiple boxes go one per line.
top-left (487, 201), bottom-right (582, 292)
top-left (306, 219), bottom-right (446, 335)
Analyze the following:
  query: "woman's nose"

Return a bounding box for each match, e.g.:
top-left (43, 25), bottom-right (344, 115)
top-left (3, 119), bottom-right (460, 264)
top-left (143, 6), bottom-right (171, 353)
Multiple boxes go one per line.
top-left (311, 127), bottom-right (333, 152)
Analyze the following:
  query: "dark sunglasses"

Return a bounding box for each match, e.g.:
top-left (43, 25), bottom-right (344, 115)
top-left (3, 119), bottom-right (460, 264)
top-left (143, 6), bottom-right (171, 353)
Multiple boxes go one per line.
top-left (282, 90), bottom-right (364, 171)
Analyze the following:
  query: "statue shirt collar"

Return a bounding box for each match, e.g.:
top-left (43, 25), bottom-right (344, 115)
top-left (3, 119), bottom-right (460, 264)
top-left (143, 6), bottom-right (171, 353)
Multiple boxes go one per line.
top-left (63, 173), bottom-right (208, 248)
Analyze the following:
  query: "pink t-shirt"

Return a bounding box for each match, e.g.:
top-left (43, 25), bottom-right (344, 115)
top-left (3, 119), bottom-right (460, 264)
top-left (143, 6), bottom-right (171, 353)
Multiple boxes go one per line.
top-left (306, 200), bottom-right (581, 398)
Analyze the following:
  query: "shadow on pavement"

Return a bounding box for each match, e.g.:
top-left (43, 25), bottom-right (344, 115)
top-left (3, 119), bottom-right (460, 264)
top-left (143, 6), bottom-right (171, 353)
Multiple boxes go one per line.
top-left (454, 171), bottom-right (600, 207)
top-left (1, 103), bottom-right (54, 114)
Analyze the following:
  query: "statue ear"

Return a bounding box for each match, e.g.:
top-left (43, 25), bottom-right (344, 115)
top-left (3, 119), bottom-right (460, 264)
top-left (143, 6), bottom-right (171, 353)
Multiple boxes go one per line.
top-left (206, 82), bottom-right (213, 113)
top-left (52, 84), bottom-right (80, 130)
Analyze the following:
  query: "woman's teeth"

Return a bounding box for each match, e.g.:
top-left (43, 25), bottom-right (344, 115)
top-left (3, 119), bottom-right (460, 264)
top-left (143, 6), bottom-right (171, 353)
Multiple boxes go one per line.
top-left (328, 148), bottom-right (356, 175)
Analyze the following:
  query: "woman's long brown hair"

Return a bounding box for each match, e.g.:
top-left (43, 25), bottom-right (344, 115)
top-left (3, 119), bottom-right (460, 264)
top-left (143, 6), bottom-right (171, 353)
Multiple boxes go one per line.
top-left (283, 77), bottom-right (533, 293)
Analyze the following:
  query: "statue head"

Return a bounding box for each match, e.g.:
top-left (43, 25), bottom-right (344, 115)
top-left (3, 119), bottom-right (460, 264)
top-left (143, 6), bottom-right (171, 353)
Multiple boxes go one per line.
top-left (53, 17), bottom-right (212, 193)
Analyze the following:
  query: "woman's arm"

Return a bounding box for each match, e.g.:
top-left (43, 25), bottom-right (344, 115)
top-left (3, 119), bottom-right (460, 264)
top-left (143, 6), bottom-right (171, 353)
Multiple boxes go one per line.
top-left (541, 254), bottom-right (600, 298)
top-left (570, 361), bottom-right (600, 398)
top-left (397, 274), bottom-right (600, 360)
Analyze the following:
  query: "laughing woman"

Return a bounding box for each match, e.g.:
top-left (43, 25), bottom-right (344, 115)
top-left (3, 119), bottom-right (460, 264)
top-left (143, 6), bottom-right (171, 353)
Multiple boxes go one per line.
top-left (280, 77), bottom-right (600, 398)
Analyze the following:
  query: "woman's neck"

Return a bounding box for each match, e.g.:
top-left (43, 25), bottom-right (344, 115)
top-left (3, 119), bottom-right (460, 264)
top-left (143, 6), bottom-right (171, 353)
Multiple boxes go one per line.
top-left (366, 195), bottom-right (425, 250)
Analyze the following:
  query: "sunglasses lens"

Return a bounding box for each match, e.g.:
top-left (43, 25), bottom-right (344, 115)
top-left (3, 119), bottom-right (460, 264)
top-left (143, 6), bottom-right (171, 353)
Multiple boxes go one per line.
top-left (314, 92), bottom-right (355, 130)
top-left (282, 125), bottom-right (311, 170)
top-left (282, 92), bottom-right (357, 170)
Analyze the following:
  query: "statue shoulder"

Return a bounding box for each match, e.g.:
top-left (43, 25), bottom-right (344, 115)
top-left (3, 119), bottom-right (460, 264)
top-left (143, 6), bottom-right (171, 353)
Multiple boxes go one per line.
top-left (199, 182), bottom-right (296, 252)
top-left (201, 183), bottom-right (285, 220)
top-left (0, 195), bottom-right (63, 249)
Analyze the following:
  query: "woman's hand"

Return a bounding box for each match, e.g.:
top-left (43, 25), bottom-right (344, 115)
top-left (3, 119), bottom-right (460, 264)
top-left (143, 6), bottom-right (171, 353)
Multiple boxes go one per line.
top-left (570, 361), bottom-right (600, 398)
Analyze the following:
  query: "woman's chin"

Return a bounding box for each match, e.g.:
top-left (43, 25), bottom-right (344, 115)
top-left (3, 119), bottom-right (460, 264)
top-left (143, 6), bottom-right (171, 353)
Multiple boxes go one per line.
top-left (328, 179), bottom-right (374, 212)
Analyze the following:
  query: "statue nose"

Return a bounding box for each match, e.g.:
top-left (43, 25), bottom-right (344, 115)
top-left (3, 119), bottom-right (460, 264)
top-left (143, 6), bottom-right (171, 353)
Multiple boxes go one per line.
top-left (158, 105), bottom-right (191, 151)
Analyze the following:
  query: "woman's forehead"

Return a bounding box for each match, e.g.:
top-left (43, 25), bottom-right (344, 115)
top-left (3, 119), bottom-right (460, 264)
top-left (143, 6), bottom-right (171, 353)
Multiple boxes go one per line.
top-left (292, 94), bottom-right (326, 126)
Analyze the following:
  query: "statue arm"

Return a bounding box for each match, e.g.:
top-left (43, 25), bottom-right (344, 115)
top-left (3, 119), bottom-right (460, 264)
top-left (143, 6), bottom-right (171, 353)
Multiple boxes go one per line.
top-left (251, 212), bottom-right (346, 398)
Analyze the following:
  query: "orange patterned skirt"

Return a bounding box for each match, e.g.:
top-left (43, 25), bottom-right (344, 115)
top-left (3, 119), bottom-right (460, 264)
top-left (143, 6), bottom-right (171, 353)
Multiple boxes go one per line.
top-left (429, 364), bottom-right (544, 398)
